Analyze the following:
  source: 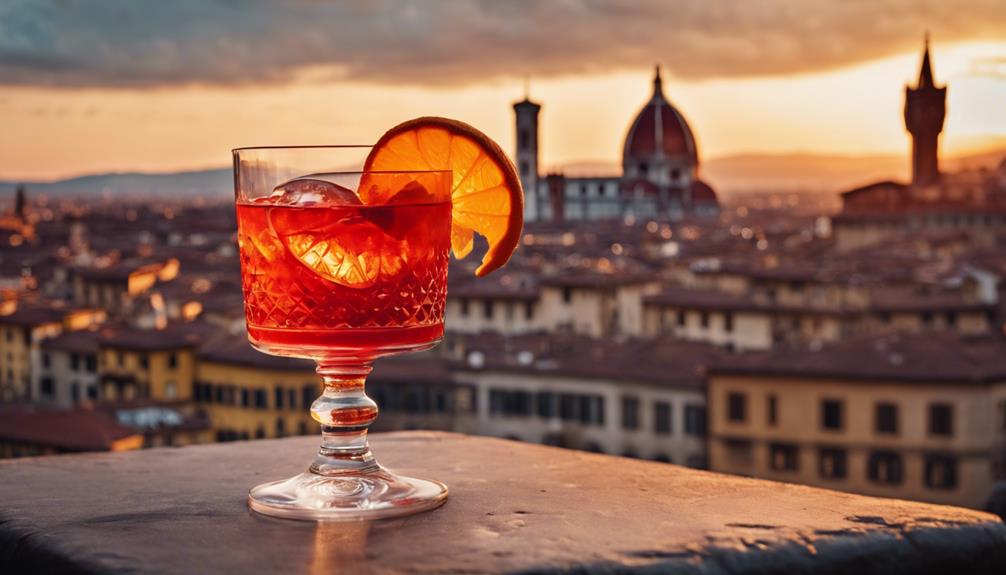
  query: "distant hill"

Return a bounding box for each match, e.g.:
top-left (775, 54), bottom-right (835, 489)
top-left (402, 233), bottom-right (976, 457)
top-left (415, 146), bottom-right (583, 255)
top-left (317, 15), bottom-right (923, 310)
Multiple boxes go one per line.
top-left (4, 147), bottom-right (1004, 201)
top-left (0, 168), bottom-right (232, 200)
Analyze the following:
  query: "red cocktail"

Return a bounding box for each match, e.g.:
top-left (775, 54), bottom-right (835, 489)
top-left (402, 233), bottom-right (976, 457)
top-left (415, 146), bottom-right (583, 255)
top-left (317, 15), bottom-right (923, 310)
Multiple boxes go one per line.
top-left (237, 201), bottom-right (451, 357)
top-left (234, 146), bottom-right (454, 521)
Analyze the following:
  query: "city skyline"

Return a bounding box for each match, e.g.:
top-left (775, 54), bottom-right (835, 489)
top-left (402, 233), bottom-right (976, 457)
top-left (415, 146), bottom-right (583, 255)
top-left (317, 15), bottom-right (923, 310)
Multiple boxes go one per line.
top-left (1, 2), bottom-right (1006, 180)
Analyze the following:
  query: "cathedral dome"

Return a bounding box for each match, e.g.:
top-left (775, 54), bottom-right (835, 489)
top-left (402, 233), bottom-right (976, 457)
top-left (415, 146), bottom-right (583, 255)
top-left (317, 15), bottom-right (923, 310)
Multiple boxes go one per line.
top-left (622, 67), bottom-right (698, 169)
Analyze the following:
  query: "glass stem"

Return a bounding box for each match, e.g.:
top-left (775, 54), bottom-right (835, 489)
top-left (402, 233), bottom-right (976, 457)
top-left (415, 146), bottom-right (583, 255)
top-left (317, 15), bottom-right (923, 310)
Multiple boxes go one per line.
top-left (309, 362), bottom-right (379, 476)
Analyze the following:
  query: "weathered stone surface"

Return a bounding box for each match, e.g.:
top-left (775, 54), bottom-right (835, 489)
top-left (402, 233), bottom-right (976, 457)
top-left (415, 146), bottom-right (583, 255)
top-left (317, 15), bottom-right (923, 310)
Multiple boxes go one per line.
top-left (0, 431), bottom-right (1004, 574)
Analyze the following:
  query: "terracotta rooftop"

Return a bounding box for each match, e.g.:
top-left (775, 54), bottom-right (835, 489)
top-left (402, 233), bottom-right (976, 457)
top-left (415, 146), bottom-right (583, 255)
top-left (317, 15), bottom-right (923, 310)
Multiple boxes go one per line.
top-left (539, 272), bottom-right (655, 289)
top-left (0, 305), bottom-right (66, 327)
top-left (0, 406), bottom-right (140, 452)
top-left (453, 332), bottom-right (721, 389)
top-left (97, 323), bottom-right (206, 352)
top-left (710, 332), bottom-right (1006, 384)
top-left (40, 328), bottom-right (101, 354)
top-left (197, 336), bottom-right (314, 372)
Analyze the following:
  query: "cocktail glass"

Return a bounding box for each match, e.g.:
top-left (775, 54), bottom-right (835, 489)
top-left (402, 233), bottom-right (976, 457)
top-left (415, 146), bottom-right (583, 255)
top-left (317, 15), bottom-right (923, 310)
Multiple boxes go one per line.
top-left (233, 146), bottom-right (451, 520)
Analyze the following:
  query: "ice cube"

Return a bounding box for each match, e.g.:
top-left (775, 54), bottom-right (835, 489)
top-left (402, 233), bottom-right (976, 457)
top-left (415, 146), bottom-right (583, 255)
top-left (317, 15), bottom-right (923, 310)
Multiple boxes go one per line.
top-left (384, 180), bottom-right (437, 205)
top-left (269, 177), bottom-right (361, 206)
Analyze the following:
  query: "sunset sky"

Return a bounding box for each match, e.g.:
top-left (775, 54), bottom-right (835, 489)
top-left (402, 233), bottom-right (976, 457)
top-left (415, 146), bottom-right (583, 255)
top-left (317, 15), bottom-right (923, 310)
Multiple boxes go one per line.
top-left (1, 0), bottom-right (1006, 181)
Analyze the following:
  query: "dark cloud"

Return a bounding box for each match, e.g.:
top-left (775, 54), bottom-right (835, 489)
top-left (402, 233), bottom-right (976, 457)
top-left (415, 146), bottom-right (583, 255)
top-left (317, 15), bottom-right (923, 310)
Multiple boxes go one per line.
top-left (1, 0), bottom-right (1004, 88)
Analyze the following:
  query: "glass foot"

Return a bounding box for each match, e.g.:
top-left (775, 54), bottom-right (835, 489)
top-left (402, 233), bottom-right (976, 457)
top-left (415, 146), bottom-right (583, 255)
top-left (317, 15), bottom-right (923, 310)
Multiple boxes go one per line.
top-left (248, 467), bottom-right (448, 521)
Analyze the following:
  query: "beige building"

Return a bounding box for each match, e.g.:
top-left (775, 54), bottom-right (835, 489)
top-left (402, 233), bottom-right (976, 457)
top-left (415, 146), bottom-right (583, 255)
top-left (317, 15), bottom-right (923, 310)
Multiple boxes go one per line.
top-left (449, 333), bottom-right (716, 466)
top-left (707, 332), bottom-right (1006, 510)
top-left (536, 274), bottom-right (658, 338)
top-left (1, 305), bottom-right (105, 402)
top-left (445, 272), bottom-right (658, 339)
top-left (37, 330), bottom-right (101, 407)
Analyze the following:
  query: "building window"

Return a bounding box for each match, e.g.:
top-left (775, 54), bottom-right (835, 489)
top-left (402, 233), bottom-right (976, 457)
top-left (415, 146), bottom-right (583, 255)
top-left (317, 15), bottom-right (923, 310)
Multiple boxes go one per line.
top-left (40, 376), bottom-right (54, 397)
top-left (140, 355), bottom-right (149, 370)
top-left (580, 395), bottom-right (604, 426)
top-left (254, 389), bottom-right (268, 410)
top-left (769, 443), bottom-right (799, 471)
top-left (168, 353), bottom-right (178, 369)
top-left (875, 403), bottom-right (898, 435)
top-left (924, 454), bottom-right (958, 490)
top-left (85, 354), bottom-right (97, 372)
top-left (724, 312), bottom-right (734, 332)
top-left (519, 160), bottom-right (529, 177)
top-left (676, 310), bottom-right (686, 326)
top-left (302, 384), bottom-right (316, 409)
top-left (524, 301), bottom-right (535, 320)
top-left (684, 405), bottom-right (706, 437)
top-left (274, 386), bottom-right (285, 409)
top-left (818, 448), bottom-right (847, 479)
top-left (70, 353), bottom-right (80, 371)
top-left (867, 451), bottom-right (903, 484)
top-left (621, 396), bottom-right (640, 430)
top-left (562, 287), bottom-right (573, 304)
top-left (117, 351), bottom-right (124, 367)
top-left (821, 399), bottom-right (843, 431)
top-left (559, 394), bottom-right (577, 421)
top-left (275, 418), bottom-right (286, 438)
top-left (87, 386), bottom-right (98, 400)
top-left (460, 298), bottom-right (470, 317)
top-left (700, 312), bottom-right (710, 328)
top-left (483, 301), bottom-right (494, 320)
top-left (580, 184), bottom-right (588, 196)
top-left (767, 395), bottom-right (778, 426)
top-left (519, 129), bottom-right (529, 149)
top-left (727, 392), bottom-right (746, 422)
top-left (724, 439), bottom-right (753, 465)
top-left (42, 353), bottom-right (50, 369)
top-left (241, 389), bottom-right (250, 407)
top-left (536, 392), bottom-right (557, 418)
top-left (654, 401), bottom-right (672, 435)
top-left (929, 403), bottom-right (953, 436)
top-left (489, 389), bottom-right (533, 417)
top-left (638, 162), bottom-right (649, 176)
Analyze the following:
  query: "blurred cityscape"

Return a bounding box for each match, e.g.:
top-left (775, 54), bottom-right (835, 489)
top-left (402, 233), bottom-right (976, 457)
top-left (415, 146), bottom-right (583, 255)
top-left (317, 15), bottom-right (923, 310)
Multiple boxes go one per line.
top-left (2, 38), bottom-right (1006, 518)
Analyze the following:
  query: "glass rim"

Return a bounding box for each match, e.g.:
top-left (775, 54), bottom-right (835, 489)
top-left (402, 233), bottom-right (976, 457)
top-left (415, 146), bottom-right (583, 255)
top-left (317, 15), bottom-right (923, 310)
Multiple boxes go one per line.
top-left (232, 144), bottom-right (373, 153)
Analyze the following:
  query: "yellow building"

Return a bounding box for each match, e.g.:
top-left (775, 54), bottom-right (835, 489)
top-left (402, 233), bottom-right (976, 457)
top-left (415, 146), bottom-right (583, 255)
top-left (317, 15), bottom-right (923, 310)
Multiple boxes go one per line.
top-left (0, 307), bottom-right (65, 402)
top-left (195, 338), bottom-right (319, 441)
top-left (98, 325), bottom-right (200, 402)
top-left (707, 332), bottom-right (1006, 511)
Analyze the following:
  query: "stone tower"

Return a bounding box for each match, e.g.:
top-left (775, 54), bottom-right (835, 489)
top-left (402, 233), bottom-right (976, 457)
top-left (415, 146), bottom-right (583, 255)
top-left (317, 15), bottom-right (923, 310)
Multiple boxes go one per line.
top-left (904, 34), bottom-right (946, 187)
top-left (513, 91), bottom-right (542, 221)
top-left (14, 184), bottom-right (26, 222)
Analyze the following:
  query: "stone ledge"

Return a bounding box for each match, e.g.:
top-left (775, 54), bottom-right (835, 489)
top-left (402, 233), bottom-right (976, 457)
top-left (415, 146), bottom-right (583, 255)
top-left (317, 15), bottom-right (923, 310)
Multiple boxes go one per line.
top-left (0, 431), bottom-right (1004, 574)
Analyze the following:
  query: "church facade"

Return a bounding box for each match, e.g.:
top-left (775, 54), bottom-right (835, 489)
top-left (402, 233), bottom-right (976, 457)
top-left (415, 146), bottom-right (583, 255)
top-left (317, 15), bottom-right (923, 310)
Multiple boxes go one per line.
top-left (513, 67), bottom-right (720, 222)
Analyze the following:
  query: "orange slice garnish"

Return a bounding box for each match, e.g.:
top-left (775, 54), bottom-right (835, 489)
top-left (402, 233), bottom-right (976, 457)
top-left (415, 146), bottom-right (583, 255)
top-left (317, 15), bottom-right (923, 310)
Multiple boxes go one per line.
top-left (268, 207), bottom-right (403, 289)
top-left (361, 117), bottom-right (524, 277)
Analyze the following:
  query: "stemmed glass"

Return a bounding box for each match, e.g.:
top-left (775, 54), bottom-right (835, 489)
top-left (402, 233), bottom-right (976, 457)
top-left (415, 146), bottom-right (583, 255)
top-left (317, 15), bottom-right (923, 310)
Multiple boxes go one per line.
top-left (233, 146), bottom-right (451, 520)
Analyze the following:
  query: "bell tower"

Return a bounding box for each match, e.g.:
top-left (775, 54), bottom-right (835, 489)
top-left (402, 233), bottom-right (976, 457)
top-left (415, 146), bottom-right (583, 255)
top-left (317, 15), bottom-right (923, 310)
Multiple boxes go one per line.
top-left (513, 83), bottom-right (542, 220)
top-left (904, 33), bottom-right (946, 187)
